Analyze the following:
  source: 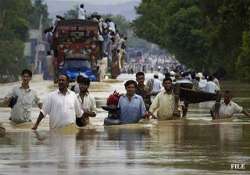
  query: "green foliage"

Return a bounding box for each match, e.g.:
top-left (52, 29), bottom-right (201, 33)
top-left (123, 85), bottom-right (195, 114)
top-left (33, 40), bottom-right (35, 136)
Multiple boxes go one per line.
top-left (0, 0), bottom-right (50, 82)
top-left (29, 0), bottom-right (52, 29)
top-left (0, 0), bottom-right (32, 41)
top-left (103, 14), bottom-right (158, 51)
top-left (0, 0), bottom-right (32, 82)
top-left (134, 0), bottom-right (208, 70)
top-left (64, 6), bottom-right (79, 19)
top-left (0, 40), bottom-right (26, 81)
top-left (134, 0), bottom-right (250, 79)
top-left (236, 32), bottom-right (250, 82)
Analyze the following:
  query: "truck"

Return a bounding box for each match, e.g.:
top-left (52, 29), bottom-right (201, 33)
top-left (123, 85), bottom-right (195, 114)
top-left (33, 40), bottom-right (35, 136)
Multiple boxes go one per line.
top-left (51, 19), bottom-right (103, 82)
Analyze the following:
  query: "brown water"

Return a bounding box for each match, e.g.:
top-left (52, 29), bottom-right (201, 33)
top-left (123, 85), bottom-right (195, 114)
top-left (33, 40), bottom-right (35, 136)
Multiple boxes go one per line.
top-left (0, 79), bottom-right (250, 175)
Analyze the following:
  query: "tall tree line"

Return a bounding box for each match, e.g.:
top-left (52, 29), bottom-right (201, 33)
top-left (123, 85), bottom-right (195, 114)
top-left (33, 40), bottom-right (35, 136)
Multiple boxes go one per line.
top-left (134, 0), bottom-right (250, 81)
top-left (0, 0), bottom-right (50, 82)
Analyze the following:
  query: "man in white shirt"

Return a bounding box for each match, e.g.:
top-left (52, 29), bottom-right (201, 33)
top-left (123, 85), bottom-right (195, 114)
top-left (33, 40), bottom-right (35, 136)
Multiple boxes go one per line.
top-left (211, 90), bottom-right (250, 119)
top-left (197, 72), bottom-right (207, 91)
top-left (5, 69), bottom-right (42, 124)
top-left (205, 76), bottom-right (219, 93)
top-left (149, 77), bottom-right (181, 120)
top-left (212, 74), bottom-right (220, 90)
top-left (108, 20), bottom-right (116, 33)
top-left (147, 74), bottom-right (162, 99)
top-left (32, 74), bottom-right (84, 130)
top-left (78, 4), bottom-right (86, 20)
top-left (76, 76), bottom-right (96, 127)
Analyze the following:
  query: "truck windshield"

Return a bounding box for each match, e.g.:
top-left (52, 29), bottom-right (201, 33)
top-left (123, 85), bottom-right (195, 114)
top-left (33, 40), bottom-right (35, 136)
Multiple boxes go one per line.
top-left (64, 60), bottom-right (91, 69)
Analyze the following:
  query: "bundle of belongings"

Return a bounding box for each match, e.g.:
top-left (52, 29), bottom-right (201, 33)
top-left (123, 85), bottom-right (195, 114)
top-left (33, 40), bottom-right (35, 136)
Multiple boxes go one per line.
top-left (8, 96), bottom-right (18, 108)
top-left (102, 91), bottom-right (121, 125)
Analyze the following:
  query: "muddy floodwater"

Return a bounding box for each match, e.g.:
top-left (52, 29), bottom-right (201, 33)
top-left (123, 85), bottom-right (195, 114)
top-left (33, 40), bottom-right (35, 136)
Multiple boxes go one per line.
top-left (0, 75), bottom-right (250, 175)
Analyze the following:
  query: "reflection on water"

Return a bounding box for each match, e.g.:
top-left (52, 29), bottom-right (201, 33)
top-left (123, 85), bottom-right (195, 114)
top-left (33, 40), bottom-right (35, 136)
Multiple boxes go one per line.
top-left (0, 81), bottom-right (250, 174)
top-left (1, 122), bottom-right (250, 174)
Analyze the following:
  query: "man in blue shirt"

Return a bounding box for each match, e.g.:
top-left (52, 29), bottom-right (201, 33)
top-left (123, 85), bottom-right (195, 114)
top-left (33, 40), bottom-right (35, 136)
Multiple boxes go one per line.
top-left (118, 80), bottom-right (147, 124)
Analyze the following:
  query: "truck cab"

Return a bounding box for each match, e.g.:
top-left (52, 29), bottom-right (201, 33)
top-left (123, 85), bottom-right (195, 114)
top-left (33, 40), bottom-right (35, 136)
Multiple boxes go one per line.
top-left (58, 59), bottom-right (96, 81)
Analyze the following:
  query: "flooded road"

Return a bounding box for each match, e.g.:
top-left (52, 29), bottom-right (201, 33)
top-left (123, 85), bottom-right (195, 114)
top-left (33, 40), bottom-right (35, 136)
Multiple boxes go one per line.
top-left (0, 74), bottom-right (250, 174)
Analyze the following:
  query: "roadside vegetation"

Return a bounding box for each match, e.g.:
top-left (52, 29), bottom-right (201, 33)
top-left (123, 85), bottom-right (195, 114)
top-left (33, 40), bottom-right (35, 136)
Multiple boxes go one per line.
top-left (0, 0), bottom-right (50, 82)
top-left (134, 0), bottom-right (250, 81)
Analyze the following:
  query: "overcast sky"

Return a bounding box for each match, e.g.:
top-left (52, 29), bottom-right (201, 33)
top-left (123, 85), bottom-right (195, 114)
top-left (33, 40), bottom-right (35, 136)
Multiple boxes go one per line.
top-left (44, 0), bottom-right (139, 5)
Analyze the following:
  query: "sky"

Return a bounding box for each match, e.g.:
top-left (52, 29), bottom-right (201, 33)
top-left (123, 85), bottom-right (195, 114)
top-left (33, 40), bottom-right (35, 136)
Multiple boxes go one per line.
top-left (44, 0), bottom-right (140, 21)
top-left (44, 0), bottom-right (139, 5)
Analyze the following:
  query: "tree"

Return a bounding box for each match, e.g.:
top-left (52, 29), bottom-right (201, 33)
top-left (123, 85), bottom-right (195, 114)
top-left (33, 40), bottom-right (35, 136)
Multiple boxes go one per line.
top-left (64, 7), bottom-right (79, 19)
top-left (236, 32), bottom-right (250, 82)
top-left (200, 0), bottom-right (250, 76)
top-left (29, 0), bottom-right (51, 29)
top-left (133, 0), bottom-right (250, 79)
top-left (0, 0), bottom-right (32, 41)
top-left (0, 40), bottom-right (26, 81)
top-left (134, 0), bottom-right (208, 70)
top-left (0, 0), bottom-right (51, 82)
top-left (0, 0), bottom-right (32, 82)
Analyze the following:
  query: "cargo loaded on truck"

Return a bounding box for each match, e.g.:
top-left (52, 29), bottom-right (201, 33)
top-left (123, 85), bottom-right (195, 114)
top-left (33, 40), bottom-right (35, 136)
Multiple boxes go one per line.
top-left (52, 19), bottom-right (102, 82)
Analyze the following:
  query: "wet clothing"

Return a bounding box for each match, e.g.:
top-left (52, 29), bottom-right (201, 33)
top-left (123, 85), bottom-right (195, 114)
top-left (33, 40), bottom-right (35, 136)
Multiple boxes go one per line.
top-left (149, 90), bottom-right (179, 120)
top-left (212, 101), bottom-right (243, 118)
top-left (135, 84), bottom-right (151, 110)
top-left (118, 94), bottom-right (146, 124)
top-left (77, 92), bottom-right (96, 112)
top-left (72, 84), bottom-right (80, 94)
top-left (6, 86), bottom-right (41, 123)
top-left (77, 92), bottom-right (96, 126)
top-left (41, 89), bottom-right (83, 129)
